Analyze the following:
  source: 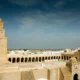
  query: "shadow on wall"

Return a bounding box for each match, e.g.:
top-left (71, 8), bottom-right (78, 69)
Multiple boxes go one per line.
top-left (73, 74), bottom-right (78, 80)
top-left (21, 70), bottom-right (35, 80)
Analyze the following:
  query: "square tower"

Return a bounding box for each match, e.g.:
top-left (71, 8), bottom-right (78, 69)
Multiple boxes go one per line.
top-left (0, 18), bottom-right (7, 60)
top-left (72, 63), bottom-right (80, 80)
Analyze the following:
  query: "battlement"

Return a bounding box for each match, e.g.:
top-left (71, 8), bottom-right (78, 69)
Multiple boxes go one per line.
top-left (0, 18), bottom-right (4, 30)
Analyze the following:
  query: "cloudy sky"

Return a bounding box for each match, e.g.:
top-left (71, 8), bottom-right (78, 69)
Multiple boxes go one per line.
top-left (0, 0), bottom-right (80, 49)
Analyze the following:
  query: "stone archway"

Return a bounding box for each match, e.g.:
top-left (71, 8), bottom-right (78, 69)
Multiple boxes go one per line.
top-left (21, 57), bottom-right (24, 62)
top-left (62, 56), bottom-right (63, 60)
top-left (8, 57), bottom-right (11, 62)
top-left (56, 56), bottom-right (58, 59)
top-left (58, 56), bottom-right (60, 60)
top-left (57, 56), bottom-right (60, 61)
top-left (42, 57), bottom-right (44, 61)
top-left (51, 56), bottom-right (53, 59)
top-left (28, 57), bottom-right (31, 62)
top-left (45, 57), bottom-right (47, 60)
top-left (35, 57), bottom-right (38, 62)
top-left (17, 57), bottom-right (20, 63)
top-left (67, 56), bottom-right (68, 60)
top-left (69, 56), bottom-right (71, 59)
top-left (54, 56), bottom-right (55, 59)
top-left (39, 57), bottom-right (41, 62)
top-left (12, 57), bottom-right (16, 63)
top-left (32, 57), bottom-right (35, 62)
top-left (25, 57), bottom-right (27, 62)
top-left (64, 56), bottom-right (66, 60)
top-left (73, 73), bottom-right (78, 80)
top-left (48, 56), bottom-right (50, 60)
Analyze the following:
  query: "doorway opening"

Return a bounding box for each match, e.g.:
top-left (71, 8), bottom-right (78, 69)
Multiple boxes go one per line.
top-left (73, 73), bottom-right (78, 80)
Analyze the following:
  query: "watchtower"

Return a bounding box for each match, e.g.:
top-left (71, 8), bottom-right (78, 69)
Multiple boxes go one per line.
top-left (0, 18), bottom-right (7, 60)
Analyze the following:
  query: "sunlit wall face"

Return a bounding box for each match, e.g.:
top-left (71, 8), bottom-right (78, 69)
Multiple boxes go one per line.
top-left (1, 0), bottom-right (80, 49)
top-left (37, 78), bottom-right (47, 80)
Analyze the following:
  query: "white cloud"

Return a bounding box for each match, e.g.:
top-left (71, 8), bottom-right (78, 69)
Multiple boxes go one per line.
top-left (17, 10), bottom-right (76, 31)
top-left (13, 10), bottom-right (80, 36)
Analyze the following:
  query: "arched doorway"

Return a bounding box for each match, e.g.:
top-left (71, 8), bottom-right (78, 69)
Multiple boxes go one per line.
top-left (56, 56), bottom-right (58, 59)
top-left (64, 56), bottom-right (66, 60)
top-left (17, 57), bottom-right (20, 63)
top-left (45, 57), bottom-right (47, 60)
top-left (28, 57), bottom-right (31, 62)
top-left (73, 73), bottom-right (78, 80)
top-left (25, 57), bottom-right (27, 62)
top-left (58, 56), bottom-right (60, 60)
top-left (54, 56), bottom-right (55, 59)
top-left (48, 57), bottom-right (50, 60)
top-left (57, 56), bottom-right (60, 61)
top-left (35, 57), bottom-right (38, 62)
top-left (42, 57), bottom-right (44, 61)
top-left (62, 56), bottom-right (63, 60)
top-left (21, 57), bottom-right (24, 62)
top-left (32, 57), bottom-right (35, 62)
top-left (69, 56), bottom-right (71, 59)
top-left (67, 56), bottom-right (68, 60)
top-left (12, 57), bottom-right (16, 63)
top-left (39, 57), bottom-right (41, 62)
top-left (51, 56), bottom-right (53, 59)
top-left (8, 58), bottom-right (11, 62)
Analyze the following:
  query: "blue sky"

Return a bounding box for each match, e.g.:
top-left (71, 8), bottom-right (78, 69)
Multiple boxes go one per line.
top-left (0, 0), bottom-right (80, 49)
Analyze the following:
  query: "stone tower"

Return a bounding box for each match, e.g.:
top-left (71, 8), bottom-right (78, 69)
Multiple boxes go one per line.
top-left (72, 63), bottom-right (80, 80)
top-left (0, 18), bottom-right (7, 60)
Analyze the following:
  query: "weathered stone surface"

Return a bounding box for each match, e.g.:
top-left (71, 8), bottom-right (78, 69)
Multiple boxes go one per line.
top-left (0, 19), bottom-right (7, 60)
top-left (0, 71), bottom-right (21, 80)
top-left (21, 70), bottom-right (35, 80)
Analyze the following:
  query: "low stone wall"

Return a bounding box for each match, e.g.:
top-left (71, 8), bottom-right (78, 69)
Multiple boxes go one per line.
top-left (33, 68), bottom-right (48, 80)
top-left (49, 68), bottom-right (59, 80)
top-left (0, 66), bottom-right (67, 80)
top-left (21, 70), bottom-right (35, 80)
top-left (0, 71), bottom-right (21, 80)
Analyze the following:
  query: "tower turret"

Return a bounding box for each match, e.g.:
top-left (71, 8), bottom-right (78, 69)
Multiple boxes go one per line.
top-left (0, 18), bottom-right (4, 30)
top-left (0, 18), bottom-right (7, 61)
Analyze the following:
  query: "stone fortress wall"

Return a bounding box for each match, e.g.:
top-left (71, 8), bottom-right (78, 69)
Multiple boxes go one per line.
top-left (7, 48), bottom-right (80, 64)
top-left (7, 54), bottom-right (72, 63)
